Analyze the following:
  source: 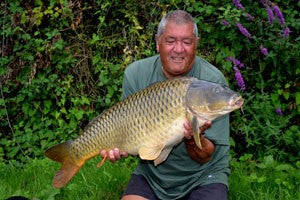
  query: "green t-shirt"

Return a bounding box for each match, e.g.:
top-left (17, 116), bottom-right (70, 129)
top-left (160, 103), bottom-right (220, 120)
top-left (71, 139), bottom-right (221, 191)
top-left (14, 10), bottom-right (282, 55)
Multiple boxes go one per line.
top-left (122, 55), bottom-right (230, 200)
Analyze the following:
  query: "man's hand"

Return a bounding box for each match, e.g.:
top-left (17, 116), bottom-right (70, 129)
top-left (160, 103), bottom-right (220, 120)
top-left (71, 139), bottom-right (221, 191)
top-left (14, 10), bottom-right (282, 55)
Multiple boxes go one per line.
top-left (183, 120), bottom-right (212, 139)
top-left (100, 148), bottom-right (128, 163)
top-left (183, 120), bottom-right (215, 164)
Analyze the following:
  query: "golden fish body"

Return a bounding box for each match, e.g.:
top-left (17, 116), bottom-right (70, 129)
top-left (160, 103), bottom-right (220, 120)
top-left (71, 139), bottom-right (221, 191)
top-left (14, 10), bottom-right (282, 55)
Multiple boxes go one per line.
top-left (71, 78), bottom-right (189, 163)
top-left (45, 77), bottom-right (244, 188)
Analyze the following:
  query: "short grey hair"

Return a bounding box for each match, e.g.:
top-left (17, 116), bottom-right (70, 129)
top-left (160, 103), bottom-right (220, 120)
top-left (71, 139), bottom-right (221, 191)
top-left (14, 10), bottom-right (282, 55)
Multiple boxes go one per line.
top-left (157, 10), bottom-right (198, 40)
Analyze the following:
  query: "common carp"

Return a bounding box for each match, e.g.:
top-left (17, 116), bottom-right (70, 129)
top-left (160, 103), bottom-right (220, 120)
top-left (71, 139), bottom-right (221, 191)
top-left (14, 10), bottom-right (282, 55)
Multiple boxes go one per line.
top-left (45, 77), bottom-right (244, 188)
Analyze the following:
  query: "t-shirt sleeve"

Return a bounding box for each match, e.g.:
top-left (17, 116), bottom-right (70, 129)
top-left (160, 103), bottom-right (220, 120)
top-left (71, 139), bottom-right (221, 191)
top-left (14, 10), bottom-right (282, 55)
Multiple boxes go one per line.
top-left (121, 61), bottom-right (140, 100)
top-left (122, 72), bottom-right (135, 100)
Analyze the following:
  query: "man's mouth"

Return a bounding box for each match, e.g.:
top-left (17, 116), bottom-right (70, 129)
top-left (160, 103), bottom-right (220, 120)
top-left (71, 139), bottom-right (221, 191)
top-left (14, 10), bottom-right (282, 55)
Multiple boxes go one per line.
top-left (171, 57), bottom-right (184, 62)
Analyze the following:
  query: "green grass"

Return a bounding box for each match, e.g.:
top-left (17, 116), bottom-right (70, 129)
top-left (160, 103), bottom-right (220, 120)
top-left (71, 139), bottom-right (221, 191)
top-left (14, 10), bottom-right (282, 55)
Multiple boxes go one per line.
top-left (229, 159), bottom-right (300, 200)
top-left (0, 157), bottom-right (136, 200)
top-left (0, 157), bottom-right (299, 200)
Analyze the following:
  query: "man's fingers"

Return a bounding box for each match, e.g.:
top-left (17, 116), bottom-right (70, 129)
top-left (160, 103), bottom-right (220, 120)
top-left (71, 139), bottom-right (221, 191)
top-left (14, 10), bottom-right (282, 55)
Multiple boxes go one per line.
top-left (183, 120), bottom-right (193, 139)
top-left (121, 151), bottom-right (129, 158)
top-left (100, 148), bottom-right (128, 162)
top-left (100, 150), bottom-right (107, 158)
top-left (206, 121), bottom-right (212, 127)
top-left (108, 150), bottom-right (115, 162)
top-left (183, 120), bottom-right (191, 129)
top-left (113, 148), bottom-right (121, 160)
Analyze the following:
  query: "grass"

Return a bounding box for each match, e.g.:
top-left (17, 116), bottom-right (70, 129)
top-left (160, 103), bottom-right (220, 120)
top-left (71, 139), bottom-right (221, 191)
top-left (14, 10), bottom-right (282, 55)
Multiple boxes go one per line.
top-left (0, 157), bottom-right (299, 200)
top-left (0, 157), bottom-right (136, 200)
top-left (229, 159), bottom-right (300, 200)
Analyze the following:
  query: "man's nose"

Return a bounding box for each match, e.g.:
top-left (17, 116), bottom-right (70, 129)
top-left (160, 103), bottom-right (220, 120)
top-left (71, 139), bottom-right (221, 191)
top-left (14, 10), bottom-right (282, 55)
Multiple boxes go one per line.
top-left (173, 41), bottom-right (184, 53)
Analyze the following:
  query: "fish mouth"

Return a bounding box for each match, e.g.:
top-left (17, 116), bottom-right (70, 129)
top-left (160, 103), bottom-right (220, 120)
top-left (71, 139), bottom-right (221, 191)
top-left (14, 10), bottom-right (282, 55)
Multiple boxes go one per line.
top-left (230, 95), bottom-right (244, 108)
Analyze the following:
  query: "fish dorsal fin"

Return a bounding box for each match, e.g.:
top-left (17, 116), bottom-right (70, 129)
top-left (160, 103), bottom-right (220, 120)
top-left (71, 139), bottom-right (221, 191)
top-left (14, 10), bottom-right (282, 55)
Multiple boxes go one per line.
top-left (154, 146), bottom-right (173, 166)
top-left (139, 143), bottom-right (165, 160)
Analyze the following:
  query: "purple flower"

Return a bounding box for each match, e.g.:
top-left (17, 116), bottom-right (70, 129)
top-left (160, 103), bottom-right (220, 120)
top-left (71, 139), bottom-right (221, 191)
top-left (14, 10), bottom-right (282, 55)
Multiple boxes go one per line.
top-left (247, 14), bottom-right (254, 21)
top-left (266, 6), bottom-right (274, 24)
top-left (283, 27), bottom-right (290, 38)
top-left (260, 46), bottom-right (268, 56)
top-left (275, 108), bottom-right (283, 115)
top-left (273, 5), bottom-right (285, 25)
top-left (233, 0), bottom-right (244, 10)
top-left (236, 23), bottom-right (252, 38)
top-left (221, 19), bottom-right (230, 26)
top-left (233, 66), bottom-right (246, 91)
top-left (227, 57), bottom-right (244, 68)
top-left (227, 57), bottom-right (235, 63)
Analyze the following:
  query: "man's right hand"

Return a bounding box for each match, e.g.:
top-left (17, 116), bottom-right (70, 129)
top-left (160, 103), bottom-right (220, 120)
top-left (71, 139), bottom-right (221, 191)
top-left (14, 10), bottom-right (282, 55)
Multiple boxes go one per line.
top-left (100, 148), bottom-right (128, 163)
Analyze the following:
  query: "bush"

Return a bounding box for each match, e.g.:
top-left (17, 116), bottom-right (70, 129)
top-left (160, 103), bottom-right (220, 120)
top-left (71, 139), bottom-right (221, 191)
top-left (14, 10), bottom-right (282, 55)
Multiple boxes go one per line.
top-left (0, 0), bottom-right (299, 164)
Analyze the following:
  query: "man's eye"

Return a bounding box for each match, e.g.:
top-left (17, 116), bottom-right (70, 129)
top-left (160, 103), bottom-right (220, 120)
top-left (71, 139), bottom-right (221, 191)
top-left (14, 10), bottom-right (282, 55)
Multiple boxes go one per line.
top-left (166, 40), bottom-right (175, 44)
top-left (183, 40), bottom-right (192, 45)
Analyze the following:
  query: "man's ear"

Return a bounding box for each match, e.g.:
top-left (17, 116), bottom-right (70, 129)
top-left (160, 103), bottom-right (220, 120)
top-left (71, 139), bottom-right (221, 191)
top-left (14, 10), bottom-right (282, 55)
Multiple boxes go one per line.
top-left (155, 35), bottom-right (160, 52)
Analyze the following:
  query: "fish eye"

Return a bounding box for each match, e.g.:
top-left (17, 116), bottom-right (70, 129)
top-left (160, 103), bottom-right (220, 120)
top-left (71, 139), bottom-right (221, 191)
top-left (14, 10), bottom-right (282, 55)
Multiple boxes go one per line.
top-left (214, 87), bottom-right (222, 93)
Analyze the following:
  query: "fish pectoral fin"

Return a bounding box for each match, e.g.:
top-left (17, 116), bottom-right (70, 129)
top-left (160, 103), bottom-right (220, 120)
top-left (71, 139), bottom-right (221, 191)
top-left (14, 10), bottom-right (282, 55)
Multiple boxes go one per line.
top-left (154, 146), bottom-right (173, 166)
top-left (97, 154), bottom-right (107, 168)
top-left (192, 116), bottom-right (202, 150)
top-left (139, 144), bottom-right (165, 161)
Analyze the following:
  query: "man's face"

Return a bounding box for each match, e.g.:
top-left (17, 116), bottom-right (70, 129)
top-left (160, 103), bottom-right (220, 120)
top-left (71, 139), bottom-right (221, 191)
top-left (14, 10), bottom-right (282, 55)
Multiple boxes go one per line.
top-left (156, 21), bottom-right (199, 78)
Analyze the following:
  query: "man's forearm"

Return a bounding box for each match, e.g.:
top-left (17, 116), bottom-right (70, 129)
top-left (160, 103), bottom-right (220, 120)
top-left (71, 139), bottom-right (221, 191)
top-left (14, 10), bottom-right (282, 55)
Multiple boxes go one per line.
top-left (184, 134), bottom-right (215, 164)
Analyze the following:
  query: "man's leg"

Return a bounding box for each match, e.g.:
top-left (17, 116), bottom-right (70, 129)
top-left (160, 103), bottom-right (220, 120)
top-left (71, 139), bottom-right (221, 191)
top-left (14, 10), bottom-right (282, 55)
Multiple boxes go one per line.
top-left (185, 183), bottom-right (228, 200)
top-left (122, 174), bottom-right (158, 200)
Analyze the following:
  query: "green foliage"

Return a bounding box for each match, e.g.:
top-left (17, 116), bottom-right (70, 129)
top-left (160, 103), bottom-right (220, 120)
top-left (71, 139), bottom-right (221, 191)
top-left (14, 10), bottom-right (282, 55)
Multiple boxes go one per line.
top-left (230, 156), bottom-right (300, 199)
top-left (0, 158), bottom-right (298, 199)
top-left (0, 158), bottom-right (136, 200)
top-left (230, 92), bottom-right (299, 162)
top-left (0, 0), bottom-right (299, 165)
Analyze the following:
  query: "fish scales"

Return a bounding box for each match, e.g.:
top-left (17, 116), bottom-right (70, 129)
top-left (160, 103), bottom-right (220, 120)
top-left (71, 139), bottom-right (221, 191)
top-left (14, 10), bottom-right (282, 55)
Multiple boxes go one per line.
top-left (69, 78), bottom-right (190, 162)
top-left (45, 77), bottom-right (244, 188)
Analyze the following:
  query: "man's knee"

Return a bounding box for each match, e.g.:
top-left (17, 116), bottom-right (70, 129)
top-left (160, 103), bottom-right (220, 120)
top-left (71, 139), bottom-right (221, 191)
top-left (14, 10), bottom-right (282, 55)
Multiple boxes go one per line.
top-left (187, 183), bottom-right (228, 200)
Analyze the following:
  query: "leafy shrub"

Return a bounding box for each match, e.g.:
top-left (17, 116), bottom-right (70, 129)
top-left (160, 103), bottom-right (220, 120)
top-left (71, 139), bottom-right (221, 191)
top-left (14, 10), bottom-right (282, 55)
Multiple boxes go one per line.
top-left (0, 0), bottom-right (299, 164)
top-left (230, 93), bottom-right (299, 162)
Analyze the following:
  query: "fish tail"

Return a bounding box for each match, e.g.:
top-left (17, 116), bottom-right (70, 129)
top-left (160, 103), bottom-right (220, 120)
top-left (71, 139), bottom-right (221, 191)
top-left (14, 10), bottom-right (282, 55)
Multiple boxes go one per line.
top-left (45, 141), bottom-right (84, 188)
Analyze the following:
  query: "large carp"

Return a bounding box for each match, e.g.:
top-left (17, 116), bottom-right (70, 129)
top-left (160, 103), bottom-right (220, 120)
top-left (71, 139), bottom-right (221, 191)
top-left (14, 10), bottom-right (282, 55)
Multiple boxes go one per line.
top-left (46, 77), bottom-right (244, 188)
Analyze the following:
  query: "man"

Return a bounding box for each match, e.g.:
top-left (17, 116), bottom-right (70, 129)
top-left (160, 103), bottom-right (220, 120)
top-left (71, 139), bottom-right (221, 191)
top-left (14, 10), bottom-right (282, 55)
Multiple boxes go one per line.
top-left (101, 10), bottom-right (229, 200)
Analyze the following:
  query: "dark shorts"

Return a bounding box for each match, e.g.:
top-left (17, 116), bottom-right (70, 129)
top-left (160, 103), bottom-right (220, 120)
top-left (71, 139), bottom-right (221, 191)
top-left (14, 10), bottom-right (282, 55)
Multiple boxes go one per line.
top-left (123, 174), bottom-right (228, 200)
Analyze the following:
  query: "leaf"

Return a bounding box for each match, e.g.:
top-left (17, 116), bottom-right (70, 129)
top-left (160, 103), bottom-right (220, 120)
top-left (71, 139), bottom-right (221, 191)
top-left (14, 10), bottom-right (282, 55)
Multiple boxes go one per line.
top-left (75, 110), bottom-right (84, 120)
top-left (249, 172), bottom-right (258, 181)
top-left (0, 98), bottom-right (4, 106)
top-left (239, 153), bottom-right (253, 162)
top-left (275, 164), bottom-right (294, 171)
top-left (296, 92), bottom-right (300, 105)
top-left (257, 176), bottom-right (267, 183)
top-left (296, 161), bottom-right (300, 169)
top-left (81, 96), bottom-right (90, 105)
top-left (263, 155), bottom-right (275, 168)
top-left (6, 147), bottom-right (19, 159)
top-left (230, 137), bottom-right (235, 147)
top-left (60, 107), bottom-right (67, 114)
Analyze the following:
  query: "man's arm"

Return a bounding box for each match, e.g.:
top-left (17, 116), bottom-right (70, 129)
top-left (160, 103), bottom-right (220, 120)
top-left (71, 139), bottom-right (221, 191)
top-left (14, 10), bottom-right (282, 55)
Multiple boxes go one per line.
top-left (183, 121), bottom-right (215, 164)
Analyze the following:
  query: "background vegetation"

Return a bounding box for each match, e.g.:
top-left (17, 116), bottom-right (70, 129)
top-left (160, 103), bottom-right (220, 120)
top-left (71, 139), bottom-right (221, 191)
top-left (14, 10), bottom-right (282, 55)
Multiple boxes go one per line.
top-left (0, 0), bottom-right (299, 199)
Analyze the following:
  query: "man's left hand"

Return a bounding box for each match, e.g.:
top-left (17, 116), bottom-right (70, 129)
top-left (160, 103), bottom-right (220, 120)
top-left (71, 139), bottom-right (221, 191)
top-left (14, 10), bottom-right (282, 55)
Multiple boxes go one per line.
top-left (183, 120), bottom-right (215, 164)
